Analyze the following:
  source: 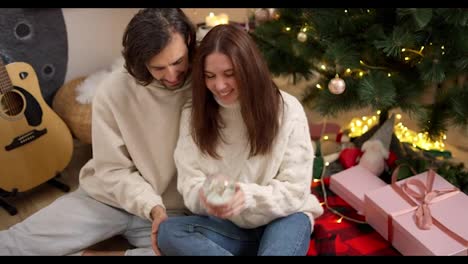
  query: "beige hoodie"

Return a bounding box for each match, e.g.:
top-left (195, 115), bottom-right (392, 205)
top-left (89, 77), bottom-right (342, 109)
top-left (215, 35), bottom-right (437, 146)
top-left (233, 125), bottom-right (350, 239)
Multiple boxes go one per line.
top-left (79, 69), bottom-right (191, 221)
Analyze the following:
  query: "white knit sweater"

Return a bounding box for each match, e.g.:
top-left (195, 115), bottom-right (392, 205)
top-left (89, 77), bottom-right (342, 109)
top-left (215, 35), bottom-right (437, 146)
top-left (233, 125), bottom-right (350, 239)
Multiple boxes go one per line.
top-left (79, 68), bottom-right (191, 221)
top-left (174, 91), bottom-right (323, 231)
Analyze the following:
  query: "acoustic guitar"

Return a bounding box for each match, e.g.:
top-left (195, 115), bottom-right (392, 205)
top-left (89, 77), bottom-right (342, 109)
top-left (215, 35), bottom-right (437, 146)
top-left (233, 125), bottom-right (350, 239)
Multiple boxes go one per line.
top-left (0, 56), bottom-right (73, 193)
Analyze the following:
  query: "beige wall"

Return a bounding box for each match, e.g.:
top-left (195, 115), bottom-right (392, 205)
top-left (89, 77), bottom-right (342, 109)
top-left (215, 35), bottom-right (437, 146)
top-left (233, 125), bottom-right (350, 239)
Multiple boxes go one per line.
top-left (62, 8), bottom-right (249, 83)
top-left (62, 8), bottom-right (140, 82)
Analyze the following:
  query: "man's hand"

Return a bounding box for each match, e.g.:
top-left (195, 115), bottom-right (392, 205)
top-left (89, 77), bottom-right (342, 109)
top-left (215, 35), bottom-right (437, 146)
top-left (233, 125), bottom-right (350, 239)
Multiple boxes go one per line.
top-left (199, 184), bottom-right (245, 219)
top-left (150, 205), bottom-right (168, 256)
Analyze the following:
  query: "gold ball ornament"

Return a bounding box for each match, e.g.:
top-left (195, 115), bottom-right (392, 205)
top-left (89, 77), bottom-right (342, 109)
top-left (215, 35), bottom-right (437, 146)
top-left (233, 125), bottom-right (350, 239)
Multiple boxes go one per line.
top-left (328, 75), bottom-right (346, 94)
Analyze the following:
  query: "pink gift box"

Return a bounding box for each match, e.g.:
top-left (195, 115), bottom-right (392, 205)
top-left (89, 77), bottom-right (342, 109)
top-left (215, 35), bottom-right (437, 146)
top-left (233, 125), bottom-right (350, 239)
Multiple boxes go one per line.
top-left (364, 170), bottom-right (468, 255)
top-left (329, 164), bottom-right (387, 215)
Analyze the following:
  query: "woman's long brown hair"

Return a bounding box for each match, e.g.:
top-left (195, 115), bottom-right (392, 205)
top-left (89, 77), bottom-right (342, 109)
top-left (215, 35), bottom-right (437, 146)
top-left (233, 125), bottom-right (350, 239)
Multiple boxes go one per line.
top-left (191, 24), bottom-right (282, 159)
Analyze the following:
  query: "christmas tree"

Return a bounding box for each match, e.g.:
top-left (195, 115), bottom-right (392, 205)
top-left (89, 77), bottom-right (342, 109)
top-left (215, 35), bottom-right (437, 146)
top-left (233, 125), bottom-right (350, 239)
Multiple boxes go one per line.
top-left (251, 8), bottom-right (468, 142)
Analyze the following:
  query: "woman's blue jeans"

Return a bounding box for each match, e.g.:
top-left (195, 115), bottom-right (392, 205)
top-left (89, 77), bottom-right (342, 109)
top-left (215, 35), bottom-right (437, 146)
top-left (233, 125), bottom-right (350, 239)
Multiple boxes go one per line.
top-left (158, 212), bottom-right (311, 256)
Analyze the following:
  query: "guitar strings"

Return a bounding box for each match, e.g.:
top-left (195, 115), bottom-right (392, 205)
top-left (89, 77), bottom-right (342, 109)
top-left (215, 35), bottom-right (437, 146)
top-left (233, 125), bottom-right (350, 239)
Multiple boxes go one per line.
top-left (0, 64), bottom-right (16, 116)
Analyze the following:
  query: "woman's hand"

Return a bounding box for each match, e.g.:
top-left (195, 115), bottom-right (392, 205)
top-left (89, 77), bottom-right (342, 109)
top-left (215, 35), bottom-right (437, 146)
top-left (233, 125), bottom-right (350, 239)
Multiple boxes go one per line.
top-left (199, 184), bottom-right (245, 218)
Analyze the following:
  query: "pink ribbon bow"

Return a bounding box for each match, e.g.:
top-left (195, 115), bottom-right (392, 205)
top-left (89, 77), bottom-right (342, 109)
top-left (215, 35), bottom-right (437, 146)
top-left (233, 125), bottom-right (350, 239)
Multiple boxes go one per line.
top-left (400, 169), bottom-right (459, 230)
top-left (388, 166), bottom-right (467, 247)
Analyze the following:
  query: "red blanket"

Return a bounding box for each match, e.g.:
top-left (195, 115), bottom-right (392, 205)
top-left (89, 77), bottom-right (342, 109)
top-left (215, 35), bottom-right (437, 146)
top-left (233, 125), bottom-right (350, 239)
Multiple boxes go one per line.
top-left (308, 178), bottom-right (401, 256)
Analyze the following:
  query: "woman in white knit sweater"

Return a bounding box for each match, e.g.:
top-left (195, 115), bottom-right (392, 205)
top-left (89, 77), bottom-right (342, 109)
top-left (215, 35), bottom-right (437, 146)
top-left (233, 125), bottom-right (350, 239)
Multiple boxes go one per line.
top-left (157, 24), bottom-right (323, 256)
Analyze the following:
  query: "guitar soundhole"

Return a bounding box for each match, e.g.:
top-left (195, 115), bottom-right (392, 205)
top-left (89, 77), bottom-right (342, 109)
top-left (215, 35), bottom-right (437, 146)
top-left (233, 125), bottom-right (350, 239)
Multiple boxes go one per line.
top-left (1, 91), bottom-right (25, 117)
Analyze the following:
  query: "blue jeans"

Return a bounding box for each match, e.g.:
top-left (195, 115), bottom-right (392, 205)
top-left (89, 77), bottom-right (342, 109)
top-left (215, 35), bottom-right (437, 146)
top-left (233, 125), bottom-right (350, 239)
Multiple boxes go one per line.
top-left (158, 212), bottom-right (311, 256)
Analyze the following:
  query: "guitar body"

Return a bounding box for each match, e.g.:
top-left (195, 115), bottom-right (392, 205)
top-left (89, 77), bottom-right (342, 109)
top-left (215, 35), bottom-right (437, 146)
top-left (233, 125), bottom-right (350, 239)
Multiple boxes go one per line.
top-left (0, 61), bottom-right (73, 192)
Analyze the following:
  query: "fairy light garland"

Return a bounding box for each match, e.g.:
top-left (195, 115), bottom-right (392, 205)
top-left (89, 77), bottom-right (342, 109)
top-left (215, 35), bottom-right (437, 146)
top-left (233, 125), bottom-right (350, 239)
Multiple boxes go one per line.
top-left (313, 163), bottom-right (367, 225)
top-left (314, 110), bottom-right (447, 225)
top-left (346, 111), bottom-right (446, 151)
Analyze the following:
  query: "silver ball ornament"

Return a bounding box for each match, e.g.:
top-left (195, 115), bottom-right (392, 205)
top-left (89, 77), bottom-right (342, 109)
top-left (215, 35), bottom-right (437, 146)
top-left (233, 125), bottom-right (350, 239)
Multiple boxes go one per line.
top-left (328, 75), bottom-right (346, 94)
top-left (297, 32), bottom-right (307, 42)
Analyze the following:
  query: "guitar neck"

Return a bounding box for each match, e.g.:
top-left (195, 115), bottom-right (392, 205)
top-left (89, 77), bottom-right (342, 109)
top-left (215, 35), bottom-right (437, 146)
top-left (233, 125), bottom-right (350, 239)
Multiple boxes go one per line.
top-left (0, 57), bottom-right (14, 95)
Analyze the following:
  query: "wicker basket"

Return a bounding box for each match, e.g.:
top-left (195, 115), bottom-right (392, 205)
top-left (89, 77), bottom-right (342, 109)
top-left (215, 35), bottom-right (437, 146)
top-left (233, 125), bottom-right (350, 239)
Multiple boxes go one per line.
top-left (52, 76), bottom-right (92, 144)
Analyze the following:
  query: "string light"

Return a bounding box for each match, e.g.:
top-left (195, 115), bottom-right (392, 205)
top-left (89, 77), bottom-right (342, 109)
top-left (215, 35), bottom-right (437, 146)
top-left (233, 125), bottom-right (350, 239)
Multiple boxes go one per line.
top-left (317, 161), bottom-right (367, 225)
top-left (359, 60), bottom-right (388, 70)
top-left (314, 114), bottom-right (367, 225)
top-left (343, 68), bottom-right (368, 77)
top-left (346, 114), bottom-right (447, 151)
top-left (401, 47), bottom-right (424, 57)
top-left (315, 114), bottom-right (447, 226)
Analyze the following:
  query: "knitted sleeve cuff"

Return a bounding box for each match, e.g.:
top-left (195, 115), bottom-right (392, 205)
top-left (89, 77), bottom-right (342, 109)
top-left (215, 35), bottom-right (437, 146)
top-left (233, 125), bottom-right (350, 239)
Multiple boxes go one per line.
top-left (238, 182), bottom-right (256, 210)
top-left (138, 191), bottom-right (164, 221)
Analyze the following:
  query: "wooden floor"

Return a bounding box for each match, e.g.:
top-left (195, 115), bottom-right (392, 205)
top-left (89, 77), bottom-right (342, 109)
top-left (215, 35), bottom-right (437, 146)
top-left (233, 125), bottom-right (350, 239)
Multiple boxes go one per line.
top-left (0, 140), bottom-right (91, 230)
top-left (0, 140), bottom-right (132, 252)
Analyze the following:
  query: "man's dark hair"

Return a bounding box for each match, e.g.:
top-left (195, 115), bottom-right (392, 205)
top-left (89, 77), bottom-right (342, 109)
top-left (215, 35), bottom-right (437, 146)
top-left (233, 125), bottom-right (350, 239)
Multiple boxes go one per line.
top-left (122, 8), bottom-right (196, 86)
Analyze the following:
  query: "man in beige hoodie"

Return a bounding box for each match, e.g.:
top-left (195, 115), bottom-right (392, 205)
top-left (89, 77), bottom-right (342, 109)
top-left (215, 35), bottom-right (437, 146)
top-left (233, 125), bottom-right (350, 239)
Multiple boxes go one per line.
top-left (0, 8), bottom-right (196, 256)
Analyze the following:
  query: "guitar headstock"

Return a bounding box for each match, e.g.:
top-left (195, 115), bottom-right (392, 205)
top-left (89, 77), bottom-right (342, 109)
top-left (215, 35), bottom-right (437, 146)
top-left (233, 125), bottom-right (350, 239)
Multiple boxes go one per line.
top-left (0, 52), bottom-right (13, 66)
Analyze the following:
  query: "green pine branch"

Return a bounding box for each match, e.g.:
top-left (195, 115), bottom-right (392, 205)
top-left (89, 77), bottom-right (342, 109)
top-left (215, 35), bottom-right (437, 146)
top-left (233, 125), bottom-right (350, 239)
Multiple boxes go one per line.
top-left (252, 8), bottom-right (468, 140)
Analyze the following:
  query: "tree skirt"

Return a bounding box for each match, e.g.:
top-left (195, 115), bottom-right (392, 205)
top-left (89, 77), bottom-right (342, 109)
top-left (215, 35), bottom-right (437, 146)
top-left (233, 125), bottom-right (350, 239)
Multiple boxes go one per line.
top-left (308, 177), bottom-right (401, 256)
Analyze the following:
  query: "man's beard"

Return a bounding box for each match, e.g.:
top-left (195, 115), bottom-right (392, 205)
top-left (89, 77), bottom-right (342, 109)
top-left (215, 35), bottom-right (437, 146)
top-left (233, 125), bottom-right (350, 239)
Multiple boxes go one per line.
top-left (157, 73), bottom-right (186, 89)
